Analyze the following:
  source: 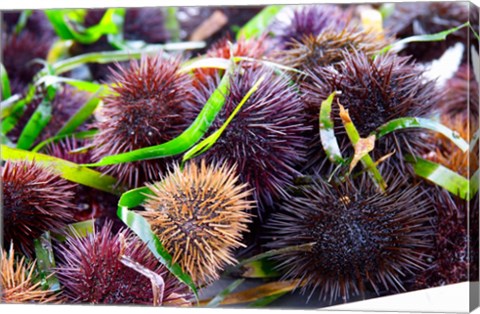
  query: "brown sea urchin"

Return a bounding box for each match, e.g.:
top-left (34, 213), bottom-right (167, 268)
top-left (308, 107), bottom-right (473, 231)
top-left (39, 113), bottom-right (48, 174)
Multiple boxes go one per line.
top-left (426, 114), bottom-right (478, 178)
top-left (265, 176), bottom-right (433, 303)
top-left (55, 222), bottom-right (191, 305)
top-left (276, 27), bottom-right (389, 81)
top-left (91, 54), bottom-right (195, 188)
top-left (141, 161), bottom-right (253, 285)
top-left (2, 160), bottom-right (76, 257)
top-left (1, 245), bottom-right (58, 304)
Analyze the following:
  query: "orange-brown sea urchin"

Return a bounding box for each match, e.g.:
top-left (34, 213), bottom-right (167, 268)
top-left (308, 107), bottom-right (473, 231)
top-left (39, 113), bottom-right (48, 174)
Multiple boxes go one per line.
top-left (276, 27), bottom-right (390, 81)
top-left (141, 161), bottom-right (253, 285)
top-left (1, 245), bottom-right (58, 304)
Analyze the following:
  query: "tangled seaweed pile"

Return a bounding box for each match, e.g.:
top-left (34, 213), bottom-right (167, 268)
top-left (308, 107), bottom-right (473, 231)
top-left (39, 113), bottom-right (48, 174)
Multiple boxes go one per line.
top-left (1, 3), bottom-right (478, 307)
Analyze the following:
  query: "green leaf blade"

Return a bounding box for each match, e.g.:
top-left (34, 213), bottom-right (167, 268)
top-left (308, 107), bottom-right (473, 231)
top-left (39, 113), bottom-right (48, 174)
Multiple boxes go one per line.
top-left (249, 292), bottom-right (287, 307)
top-left (2, 84), bottom-right (36, 134)
top-left (182, 74), bottom-right (265, 163)
top-left (237, 5), bottom-right (284, 40)
top-left (16, 99), bottom-right (52, 150)
top-left (207, 279), bottom-right (245, 307)
top-left (319, 91), bottom-right (344, 164)
top-left (1, 145), bottom-right (121, 194)
top-left (373, 117), bottom-right (469, 152)
top-left (34, 232), bottom-right (60, 291)
top-left (117, 204), bottom-right (198, 299)
top-left (380, 22), bottom-right (470, 54)
top-left (45, 10), bottom-right (76, 40)
top-left (339, 104), bottom-right (386, 192)
top-left (45, 9), bottom-right (124, 44)
top-left (1, 63), bottom-right (12, 100)
top-left (406, 155), bottom-right (470, 200)
top-left (32, 129), bottom-right (97, 153)
top-left (56, 96), bottom-right (101, 137)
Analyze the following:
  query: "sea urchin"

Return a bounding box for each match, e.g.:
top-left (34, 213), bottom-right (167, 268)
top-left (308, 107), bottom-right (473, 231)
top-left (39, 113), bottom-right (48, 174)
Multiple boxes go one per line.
top-left (2, 160), bottom-right (76, 257)
top-left (265, 176), bottom-right (433, 302)
top-left (91, 54), bottom-right (195, 188)
top-left (272, 5), bottom-right (347, 47)
top-left (276, 27), bottom-right (389, 81)
top-left (301, 51), bottom-right (439, 172)
top-left (141, 161), bottom-right (253, 285)
top-left (1, 245), bottom-right (58, 304)
top-left (191, 66), bottom-right (309, 213)
top-left (55, 222), bottom-right (191, 305)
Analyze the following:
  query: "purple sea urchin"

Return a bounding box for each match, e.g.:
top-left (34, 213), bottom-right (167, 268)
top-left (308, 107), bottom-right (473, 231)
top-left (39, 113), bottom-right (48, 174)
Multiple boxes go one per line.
top-left (413, 188), bottom-right (469, 289)
top-left (271, 5), bottom-right (347, 47)
top-left (2, 10), bottom-right (55, 38)
top-left (1, 245), bottom-right (59, 303)
top-left (44, 137), bottom-right (92, 165)
top-left (194, 35), bottom-right (268, 85)
top-left (123, 8), bottom-right (170, 43)
top-left (55, 222), bottom-right (191, 305)
top-left (191, 66), bottom-right (309, 213)
top-left (301, 51), bottom-right (439, 172)
top-left (440, 64), bottom-right (479, 119)
top-left (39, 86), bottom-right (90, 141)
top-left (2, 161), bottom-right (76, 257)
top-left (141, 161), bottom-right (253, 285)
top-left (2, 31), bottom-right (53, 94)
top-left (265, 176), bottom-right (432, 302)
top-left (91, 55), bottom-right (195, 188)
top-left (45, 137), bottom-right (120, 224)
